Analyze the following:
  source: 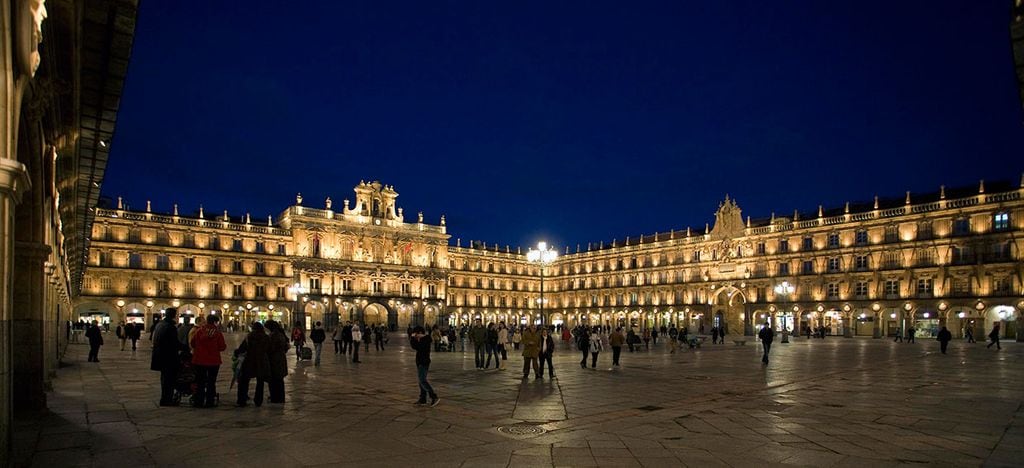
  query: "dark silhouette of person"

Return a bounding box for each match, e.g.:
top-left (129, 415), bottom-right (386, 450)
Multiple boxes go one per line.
top-left (987, 323), bottom-right (1001, 350)
top-left (937, 326), bottom-right (952, 354)
top-left (758, 322), bottom-right (774, 365)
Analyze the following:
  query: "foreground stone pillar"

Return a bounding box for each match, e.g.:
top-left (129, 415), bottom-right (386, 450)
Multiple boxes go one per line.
top-left (12, 240), bottom-right (50, 411)
top-left (0, 158), bottom-right (31, 466)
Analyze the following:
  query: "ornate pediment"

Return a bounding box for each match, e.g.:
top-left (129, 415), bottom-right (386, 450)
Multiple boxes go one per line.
top-left (710, 195), bottom-right (744, 240)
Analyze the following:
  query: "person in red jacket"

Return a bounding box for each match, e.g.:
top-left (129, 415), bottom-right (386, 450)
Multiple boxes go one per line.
top-left (190, 314), bottom-right (227, 408)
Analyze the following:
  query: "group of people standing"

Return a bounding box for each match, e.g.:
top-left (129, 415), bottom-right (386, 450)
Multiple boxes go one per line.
top-left (150, 308), bottom-right (226, 408)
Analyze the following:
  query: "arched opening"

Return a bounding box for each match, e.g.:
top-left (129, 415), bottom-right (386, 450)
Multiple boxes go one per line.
top-left (711, 285), bottom-right (746, 335)
top-left (364, 303), bottom-right (388, 327)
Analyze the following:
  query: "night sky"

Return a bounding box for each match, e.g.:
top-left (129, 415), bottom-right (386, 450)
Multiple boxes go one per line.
top-left (104, 1), bottom-right (1024, 252)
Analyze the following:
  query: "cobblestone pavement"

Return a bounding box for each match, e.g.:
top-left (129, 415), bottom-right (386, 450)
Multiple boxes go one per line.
top-left (11, 334), bottom-right (1023, 467)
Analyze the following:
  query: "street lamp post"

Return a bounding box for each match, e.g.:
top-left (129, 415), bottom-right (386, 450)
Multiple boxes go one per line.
top-left (774, 281), bottom-right (795, 343)
top-left (290, 283), bottom-right (307, 329)
top-left (526, 242), bottom-right (558, 326)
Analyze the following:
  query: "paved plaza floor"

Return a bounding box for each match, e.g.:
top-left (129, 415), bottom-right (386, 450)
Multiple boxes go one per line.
top-left (11, 333), bottom-right (1023, 467)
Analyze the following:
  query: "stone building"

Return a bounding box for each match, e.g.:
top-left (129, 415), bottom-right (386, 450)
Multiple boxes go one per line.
top-left (82, 178), bottom-right (1024, 346)
top-left (0, 0), bottom-right (139, 461)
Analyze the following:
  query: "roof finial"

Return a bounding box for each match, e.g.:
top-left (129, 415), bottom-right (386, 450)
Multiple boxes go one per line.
top-left (704, 223), bottom-right (709, 234)
top-left (978, 179), bottom-right (985, 194)
top-left (245, 213), bottom-right (251, 224)
top-left (325, 197), bottom-right (332, 210)
top-left (793, 209), bottom-right (799, 221)
top-left (817, 205), bottom-right (823, 218)
top-left (939, 185), bottom-right (946, 199)
top-left (905, 191), bottom-right (911, 205)
top-left (770, 212), bottom-right (775, 223)
top-left (844, 202), bottom-right (850, 214)
top-left (223, 210), bottom-right (229, 221)
top-left (173, 203), bottom-right (179, 216)
top-left (146, 200), bottom-right (151, 213)
top-left (873, 196), bottom-right (879, 210)
top-left (686, 227), bottom-right (691, 237)
top-left (296, 193), bottom-right (303, 205)
top-left (440, 215), bottom-right (446, 226)
top-left (746, 216), bottom-right (750, 228)
top-left (456, 238), bottom-right (461, 247)
top-left (198, 205), bottom-right (204, 219)
top-left (117, 196), bottom-right (123, 210)
top-left (268, 215), bottom-right (272, 226)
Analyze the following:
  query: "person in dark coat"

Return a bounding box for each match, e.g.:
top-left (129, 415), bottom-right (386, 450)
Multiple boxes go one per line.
top-left (987, 323), bottom-right (1001, 350)
top-left (409, 326), bottom-right (439, 406)
top-left (86, 320), bottom-right (104, 362)
top-left (265, 320), bottom-right (290, 403)
top-left (128, 322), bottom-right (142, 351)
top-left (538, 327), bottom-right (556, 378)
top-left (937, 326), bottom-right (952, 354)
top-left (151, 308), bottom-right (184, 406)
top-left (235, 321), bottom-right (271, 407)
top-left (758, 322), bottom-right (774, 365)
top-left (577, 329), bottom-right (590, 369)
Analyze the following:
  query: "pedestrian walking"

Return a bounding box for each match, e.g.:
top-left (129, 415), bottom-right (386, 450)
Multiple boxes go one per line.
top-left (609, 327), bottom-right (625, 366)
top-left (86, 320), bottom-right (104, 362)
top-left (341, 321), bottom-right (353, 354)
top-left (965, 326), bottom-right (975, 343)
top-left (290, 322), bottom-right (306, 361)
top-left (907, 327), bottom-right (916, 344)
top-left (485, 323), bottom-right (500, 369)
top-left (375, 325), bottom-right (386, 351)
top-left (190, 314), bottom-right (226, 408)
top-left (588, 328), bottom-right (603, 368)
top-left (128, 321), bottom-right (142, 351)
top-left (577, 328), bottom-right (590, 368)
top-left (711, 326), bottom-right (719, 345)
top-left (758, 322), bottom-right (774, 365)
top-left (332, 326), bottom-right (343, 354)
top-left (351, 323), bottom-right (363, 363)
top-left (235, 321), bottom-right (271, 407)
top-left (987, 323), bottom-right (1001, 350)
top-left (266, 320), bottom-right (290, 403)
top-left (471, 320), bottom-right (487, 369)
top-left (151, 308), bottom-right (185, 406)
top-left (521, 324), bottom-right (540, 378)
top-left (497, 322), bottom-right (509, 369)
top-left (538, 327), bottom-right (555, 378)
top-left (115, 321), bottom-right (127, 351)
top-left (409, 326), bottom-right (439, 406)
top-left (894, 327), bottom-right (903, 342)
top-left (310, 321), bottom-right (326, 366)
top-left (937, 326), bottom-right (952, 354)
top-left (512, 328), bottom-right (522, 350)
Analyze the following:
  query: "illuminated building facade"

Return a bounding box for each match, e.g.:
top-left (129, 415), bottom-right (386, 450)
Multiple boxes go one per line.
top-left (80, 178), bottom-right (1024, 343)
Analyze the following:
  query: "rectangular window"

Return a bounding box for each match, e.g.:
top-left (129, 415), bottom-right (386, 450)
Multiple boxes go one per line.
top-left (827, 257), bottom-right (841, 272)
top-left (342, 279), bottom-right (352, 292)
top-left (255, 241), bottom-right (266, 253)
top-left (401, 283), bottom-right (410, 295)
top-left (373, 281), bottom-right (382, 293)
top-left (212, 282), bottom-right (221, 297)
top-left (802, 237), bottom-right (814, 251)
top-left (232, 284), bottom-right (243, 297)
top-left (855, 281), bottom-right (869, 298)
top-left (276, 285), bottom-right (286, 298)
top-left (232, 239), bottom-right (243, 252)
top-left (918, 221), bottom-right (933, 240)
top-left (855, 255), bottom-right (869, 270)
top-left (184, 281), bottom-right (195, 296)
top-left (255, 262), bottom-right (265, 274)
top-left (185, 257), bottom-right (195, 272)
top-left (885, 280), bottom-right (900, 297)
top-left (952, 278), bottom-right (970, 296)
top-left (756, 242), bottom-right (766, 255)
top-left (777, 262), bottom-right (790, 276)
top-left (778, 239), bottom-right (789, 253)
top-left (277, 244), bottom-right (286, 255)
top-left (428, 284), bottom-right (437, 297)
top-left (827, 233), bottom-right (839, 248)
top-left (993, 212), bottom-right (1010, 231)
top-left (309, 277), bottom-right (321, 292)
top-left (156, 255), bottom-right (169, 270)
top-left (916, 278), bottom-right (933, 296)
top-left (255, 285), bottom-right (266, 298)
top-left (884, 225), bottom-right (899, 242)
top-left (692, 250), bottom-right (701, 262)
top-left (183, 233), bottom-right (195, 248)
top-left (127, 278), bottom-right (140, 293)
top-left (212, 258), bottom-right (221, 273)
top-left (992, 278), bottom-right (1010, 294)
top-left (953, 218), bottom-right (971, 235)
top-left (157, 279), bottom-right (170, 296)
top-left (802, 260), bottom-right (814, 274)
top-left (883, 252), bottom-right (901, 269)
top-left (233, 261), bottom-right (243, 273)
top-left (826, 283), bottom-right (839, 299)
top-left (855, 230), bottom-right (868, 246)
top-left (129, 253), bottom-right (142, 269)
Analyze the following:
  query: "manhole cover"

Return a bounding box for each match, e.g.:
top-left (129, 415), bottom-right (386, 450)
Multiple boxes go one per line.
top-left (637, 405), bottom-right (663, 412)
top-left (496, 424), bottom-right (546, 436)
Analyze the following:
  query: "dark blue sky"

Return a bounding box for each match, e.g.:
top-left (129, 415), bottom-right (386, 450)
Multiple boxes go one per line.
top-left (105, 1), bottom-right (1024, 252)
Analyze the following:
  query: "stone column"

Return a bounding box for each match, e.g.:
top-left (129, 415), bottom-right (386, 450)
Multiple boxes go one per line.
top-left (844, 316), bottom-right (853, 337)
top-left (0, 158), bottom-right (31, 463)
top-left (12, 240), bottom-right (51, 412)
top-left (873, 312), bottom-right (882, 338)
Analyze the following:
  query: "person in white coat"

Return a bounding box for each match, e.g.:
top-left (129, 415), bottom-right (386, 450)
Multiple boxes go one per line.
top-left (497, 322), bottom-right (509, 369)
top-left (351, 323), bottom-right (363, 363)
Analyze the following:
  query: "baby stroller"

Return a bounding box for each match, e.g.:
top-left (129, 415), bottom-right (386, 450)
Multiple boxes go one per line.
top-left (172, 357), bottom-right (197, 405)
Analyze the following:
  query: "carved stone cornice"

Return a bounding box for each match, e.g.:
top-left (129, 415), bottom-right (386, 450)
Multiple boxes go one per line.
top-left (0, 158), bottom-right (32, 203)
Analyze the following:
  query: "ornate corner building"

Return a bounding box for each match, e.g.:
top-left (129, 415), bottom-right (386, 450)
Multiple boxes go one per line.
top-left (80, 179), bottom-right (1024, 347)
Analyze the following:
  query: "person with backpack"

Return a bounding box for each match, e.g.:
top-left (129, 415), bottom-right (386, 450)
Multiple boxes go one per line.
top-left (310, 321), bottom-right (326, 366)
top-left (758, 322), bottom-right (774, 365)
top-left (290, 322), bottom-right (306, 362)
top-left (190, 314), bottom-right (226, 408)
top-left (588, 327), bottom-right (604, 369)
